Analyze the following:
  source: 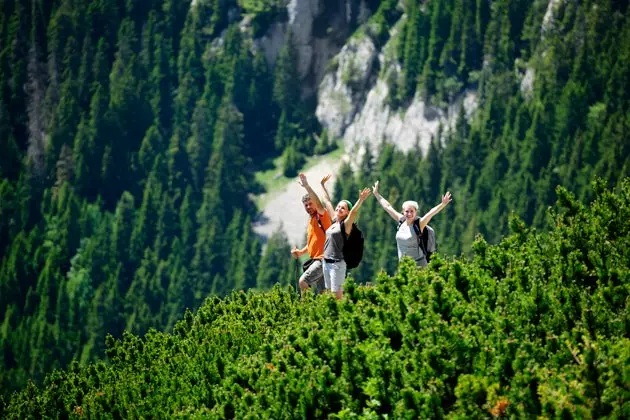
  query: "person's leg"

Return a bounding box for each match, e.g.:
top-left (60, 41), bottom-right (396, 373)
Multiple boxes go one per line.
top-left (322, 260), bottom-right (332, 291)
top-left (315, 275), bottom-right (326, 294)
top-left (330, 261), bottom-right (347, 299)
top-left (300, 259), bottom-right (323, 293)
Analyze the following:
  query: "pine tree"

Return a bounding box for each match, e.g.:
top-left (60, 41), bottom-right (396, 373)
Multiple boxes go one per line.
top-left (274, 109), bottom-right (291, 151)
top-left (73, 85), bottom-right (108, 200)
top-left (273, 29), bottom-right (300, 116)
top-left (244, 52), bottom-right (274, 157)
top-left (7, 1), bottom-right (30, 151)
top-left (0, 99), bottom-right (21, 180)
top-left (186, 99), bottom-right (216, 193)
top-left (255, 229), bottom-right (293, 290)
top-left (282, 142), bottom-right (305, 178)
top-left (173, 11), bottom-right (204, 138)
top-left (423, 135), bottom-right (443, 200)
top-left (26, 0), bottom-right (48, 180)
top-left (166, 127), bottom-right (191, 194)
top-left (137, 123), bottom-right (164, 180)
top-left (129, 160), bottom-right (164, 268)
top-left (178, 185), bottom-right (197, 261)
top-left (401, 0), bottom-right (420, 101)
top-left (46, 76), bottom-right (79, 177)
top-left (204, 96), bottom-right (252, 218)
top-left (77, 35), bottom-right (93, 110)
top-left (419, 0), bottom-right (450, 99)
top-left (111, 191), bottom-right (135, 290)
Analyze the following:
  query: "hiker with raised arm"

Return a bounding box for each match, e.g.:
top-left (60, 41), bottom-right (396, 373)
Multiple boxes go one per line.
top-left (319, 173), bottom-right (335, 220)
top-left (322, 187), bottom-right (371, 299)
top-left (291, 173), bottom-right (332, 294)
top-left (372, 180), bottom-right (452, 267)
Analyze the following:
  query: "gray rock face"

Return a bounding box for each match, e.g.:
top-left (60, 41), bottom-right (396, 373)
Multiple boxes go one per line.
top-left (542, 0), bottom-right (563, 37)
top-left (254, 0), bottom-right (369, 98)
top-left (315, 35), bottom-right (378, 139)
top-left (316, 21), bottom-right (478, 159)
top-left (343, 80), bottom-right (478, 157)
top-left (287, 0), bottom-right (321, 77)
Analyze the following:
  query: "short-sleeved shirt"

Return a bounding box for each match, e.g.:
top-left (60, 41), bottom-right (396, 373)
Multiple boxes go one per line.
top-left (323, 221), bottom-right (345, 261)
top-left (396, 222), bottom-right (428, 267)
top-left (307, 211), bottom-right (332, 259)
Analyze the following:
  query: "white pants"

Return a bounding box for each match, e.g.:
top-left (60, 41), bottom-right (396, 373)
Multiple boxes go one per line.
top-left (322, 260), bottom-right (347, 292)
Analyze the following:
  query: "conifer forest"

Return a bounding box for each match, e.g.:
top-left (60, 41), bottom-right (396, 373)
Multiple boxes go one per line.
top-left (0, 0), bottom-right (629, 417)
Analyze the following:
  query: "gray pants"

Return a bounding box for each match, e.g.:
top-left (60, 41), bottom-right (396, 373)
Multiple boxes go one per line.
top-left (300, 259), bottom-right (325, 292)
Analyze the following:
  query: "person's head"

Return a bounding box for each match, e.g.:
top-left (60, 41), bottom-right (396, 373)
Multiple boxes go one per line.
top-left (402, 200), bottom-right (418, 221)
top-left (335, 200), bottom-right (353, 221)
top-left (302, 194), bottom-right (317, 216)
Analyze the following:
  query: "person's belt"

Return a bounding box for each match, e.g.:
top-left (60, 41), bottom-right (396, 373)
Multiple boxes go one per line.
top-left (324, 258), bottom-right (342, 263)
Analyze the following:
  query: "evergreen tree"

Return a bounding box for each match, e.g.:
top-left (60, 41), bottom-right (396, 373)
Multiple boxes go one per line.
top-left (0, 99), bottom-right (21, 180)
top-left (282, 142), bottom-right (306, 178)
top-left (7, 1), bottom-right (30, 151)
top-left (137, 124), bottom-right (164, 181)
top-left (186, 99), bottom-right (216, 193)
top-left (111, 191), bottom-right (135, 290)
top-left (244, 52), bottom-right (274, 157)
top-left (203, 96), bottom-right (252, 219)
top-left (255, 229), bottom-right (293, 290)
top-left (272, 29), bottom-right (300, 117)
top-left (401, 0), bottom-right (420, 101)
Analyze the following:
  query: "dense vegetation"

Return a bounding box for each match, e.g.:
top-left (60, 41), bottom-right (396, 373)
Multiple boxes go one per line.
top-left (3, 179), bottom-right (629, 418)
top-left (1, 0), bottom-right (629, 402)
top-left (0, 0), bottom-right (354, 395)
top-left (333, 0), bottom-right (630, 281)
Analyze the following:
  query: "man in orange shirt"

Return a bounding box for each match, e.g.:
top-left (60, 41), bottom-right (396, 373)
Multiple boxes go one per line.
top-left (291, 173), bottom-right (332, 293)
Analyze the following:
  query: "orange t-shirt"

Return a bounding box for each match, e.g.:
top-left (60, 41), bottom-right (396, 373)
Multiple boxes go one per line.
top-left (306, 211), bottom-right (332, 259)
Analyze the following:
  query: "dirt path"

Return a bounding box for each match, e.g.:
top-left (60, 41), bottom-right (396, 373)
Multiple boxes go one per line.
top-left (253, 155), bottom-right (344, 247)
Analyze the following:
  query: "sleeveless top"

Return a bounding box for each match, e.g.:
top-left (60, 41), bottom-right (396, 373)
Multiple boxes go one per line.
top-left (323, 221), bottom-right (345, 261)
top-left (396, 222), bottom-right (427, 267)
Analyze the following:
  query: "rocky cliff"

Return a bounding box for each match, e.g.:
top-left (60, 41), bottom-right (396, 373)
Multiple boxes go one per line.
top-left (315, 9), bottom-right (478, 159)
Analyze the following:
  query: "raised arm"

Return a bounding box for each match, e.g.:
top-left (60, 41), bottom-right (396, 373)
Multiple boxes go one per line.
top-left (344, 187), bottom-right (371, 235)
top-left (320, 173), bottom-right (335, 220)
top-left (298, 173), bottom-right (326, 215)
top-left (372, 180), bottom-right (403, 222)
top-left (419, 191), bottom-right (452, 231)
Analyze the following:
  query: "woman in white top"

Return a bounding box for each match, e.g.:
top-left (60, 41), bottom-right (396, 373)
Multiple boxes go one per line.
top-left (372, 180), bottom-right (452, 267)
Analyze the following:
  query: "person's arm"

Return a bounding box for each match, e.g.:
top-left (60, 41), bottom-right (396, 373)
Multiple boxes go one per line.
top-left (419, 191), bottom-right (452, 231)
top-left (344, 187), bottom-right (371, 235)
top-left (298, 173), bottom-right (325, 215)
top-left (291, 245), bottom-right (308, 258)
top-left (320, 173), bottom-right (335, 220)
top-left (372, 180), bottom-right (403, 222)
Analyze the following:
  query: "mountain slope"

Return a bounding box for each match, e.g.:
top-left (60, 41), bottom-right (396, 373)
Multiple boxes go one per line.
top-left (3, 178), bottom-right (629, 418)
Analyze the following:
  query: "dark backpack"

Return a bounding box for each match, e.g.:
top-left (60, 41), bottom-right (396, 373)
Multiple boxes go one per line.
top-left (397, 217), bottom-right (437, 262)
top-left (340, 220), bottom-right (364, 269)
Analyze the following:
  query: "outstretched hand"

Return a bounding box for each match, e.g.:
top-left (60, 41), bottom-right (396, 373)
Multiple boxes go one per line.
top-left (442, 191), bottom-right (453, 206)
top-left (359, 187), bottom-right (372, 201)
top-left (372, 180), bottom-right (380, 196)
top-left (321, 173), bottom-right (332, 185)
top-left (297, 173), bottom-right (308, 188)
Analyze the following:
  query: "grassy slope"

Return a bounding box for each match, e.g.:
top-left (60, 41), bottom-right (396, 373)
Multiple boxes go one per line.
top-left (254, 147), bottom-right (345, 209)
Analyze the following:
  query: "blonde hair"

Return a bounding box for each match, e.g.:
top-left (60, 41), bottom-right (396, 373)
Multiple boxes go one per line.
top-left (402, 200), bottom-right (419, 211)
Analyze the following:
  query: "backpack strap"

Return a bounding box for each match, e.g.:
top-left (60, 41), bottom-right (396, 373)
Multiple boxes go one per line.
top-left (411, 218), bottom-right (429, 260)
top-left (340, 219), bottom-right (352, 240)
top-left (314, 213), bottom-right (326, 234)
